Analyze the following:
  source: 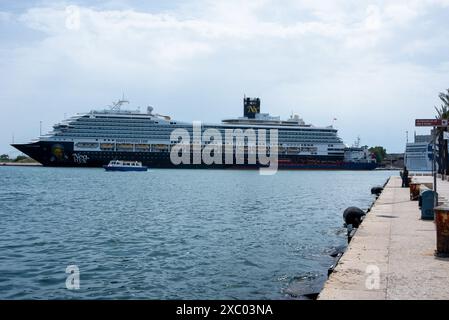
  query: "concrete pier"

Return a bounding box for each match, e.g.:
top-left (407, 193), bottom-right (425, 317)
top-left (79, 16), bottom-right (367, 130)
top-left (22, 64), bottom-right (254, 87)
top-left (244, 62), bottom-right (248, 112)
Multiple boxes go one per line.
top-left (319, 176), bottom-right (449, 300)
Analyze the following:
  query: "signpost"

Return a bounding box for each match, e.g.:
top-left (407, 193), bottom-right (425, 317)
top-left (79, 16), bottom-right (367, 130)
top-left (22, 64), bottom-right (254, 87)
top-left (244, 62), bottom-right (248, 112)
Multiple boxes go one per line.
top-left (415, 119), bottom-right (448, 127)
top-left (414, 119), bottom-right (449, 205)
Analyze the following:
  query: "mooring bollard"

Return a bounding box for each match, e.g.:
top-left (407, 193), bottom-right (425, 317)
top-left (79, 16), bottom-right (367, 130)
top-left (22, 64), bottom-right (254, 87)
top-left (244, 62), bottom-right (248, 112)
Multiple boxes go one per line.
top-left (371, 186), bottom-right (383, 197)
top-left (409, 182), bottom-right (420, 201)
top-left (343, 207), bottom-right (365, 228)
top-left (343, 207), bottom-right (365, 244)
top-left (434, 205), bottom-right (449, 257)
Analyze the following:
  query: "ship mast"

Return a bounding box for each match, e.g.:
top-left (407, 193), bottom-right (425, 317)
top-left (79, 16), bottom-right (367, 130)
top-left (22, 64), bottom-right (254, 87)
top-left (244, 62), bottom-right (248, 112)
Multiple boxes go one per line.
top-left (109, 94), bottom-right (129, 112)
top-left (353, 136), bottom-right (361, 148)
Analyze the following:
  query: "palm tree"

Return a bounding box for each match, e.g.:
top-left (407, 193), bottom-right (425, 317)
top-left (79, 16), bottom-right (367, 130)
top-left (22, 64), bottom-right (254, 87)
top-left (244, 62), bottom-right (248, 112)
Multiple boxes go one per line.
top-left (435, 89), bottom-right (449, 174)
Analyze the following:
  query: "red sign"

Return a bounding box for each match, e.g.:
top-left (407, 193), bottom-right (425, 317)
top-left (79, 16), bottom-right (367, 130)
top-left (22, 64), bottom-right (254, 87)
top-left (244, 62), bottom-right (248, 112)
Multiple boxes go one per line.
top-left (415, 119), bottom-right (448, 127)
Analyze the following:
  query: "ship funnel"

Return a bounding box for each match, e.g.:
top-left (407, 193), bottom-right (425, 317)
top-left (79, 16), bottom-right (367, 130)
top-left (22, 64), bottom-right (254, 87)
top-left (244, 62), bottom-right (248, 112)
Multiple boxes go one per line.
top-left (243, 97), bottom-right (260, 119)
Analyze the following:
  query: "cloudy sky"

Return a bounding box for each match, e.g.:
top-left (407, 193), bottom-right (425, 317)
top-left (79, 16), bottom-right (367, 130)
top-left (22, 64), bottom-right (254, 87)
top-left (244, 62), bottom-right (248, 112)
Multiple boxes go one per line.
top-left (1, 0), bottom-right (449, 155)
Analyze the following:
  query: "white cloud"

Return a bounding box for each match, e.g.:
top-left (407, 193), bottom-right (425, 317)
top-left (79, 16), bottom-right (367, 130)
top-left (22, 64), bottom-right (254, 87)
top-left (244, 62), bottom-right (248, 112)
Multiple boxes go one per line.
top-left (0, 10), bottom-right (12, 22)
top-left (364, 5), bottom-right (382, 30)
top-left (1, 0), bottom-right (449, 154)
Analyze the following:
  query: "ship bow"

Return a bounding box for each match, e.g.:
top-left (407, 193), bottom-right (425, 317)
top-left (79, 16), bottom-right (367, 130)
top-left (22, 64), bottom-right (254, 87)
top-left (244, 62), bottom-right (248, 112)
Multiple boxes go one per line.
top-left (11, 143), bottom-right (43, 164)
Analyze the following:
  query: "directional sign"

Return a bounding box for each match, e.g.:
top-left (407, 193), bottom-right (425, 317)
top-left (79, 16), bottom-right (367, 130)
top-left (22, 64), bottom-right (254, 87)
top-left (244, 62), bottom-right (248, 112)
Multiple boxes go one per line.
top-left (415, 119), bottom-right (448, 127)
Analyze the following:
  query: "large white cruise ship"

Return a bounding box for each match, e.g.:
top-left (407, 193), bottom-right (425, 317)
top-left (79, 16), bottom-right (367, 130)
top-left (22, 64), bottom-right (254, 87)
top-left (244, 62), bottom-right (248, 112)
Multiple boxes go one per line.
top-left (12, 97), bottom-right (377, 170)
top-left (405, 134), bottom-right (433, 171)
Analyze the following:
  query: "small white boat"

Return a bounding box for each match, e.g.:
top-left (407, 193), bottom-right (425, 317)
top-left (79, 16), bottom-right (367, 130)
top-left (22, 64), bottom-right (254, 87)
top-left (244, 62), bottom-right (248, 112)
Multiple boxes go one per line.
top-left (104, 160), bottom-right (148, 171)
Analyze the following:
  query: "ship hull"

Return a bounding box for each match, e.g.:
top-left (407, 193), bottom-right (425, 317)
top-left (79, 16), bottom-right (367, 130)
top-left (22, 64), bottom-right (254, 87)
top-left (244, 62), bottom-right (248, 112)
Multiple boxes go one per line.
top-left (12, 141), bottom-right (378, 170)
top-left (104, 166), bottom-right (148, 172)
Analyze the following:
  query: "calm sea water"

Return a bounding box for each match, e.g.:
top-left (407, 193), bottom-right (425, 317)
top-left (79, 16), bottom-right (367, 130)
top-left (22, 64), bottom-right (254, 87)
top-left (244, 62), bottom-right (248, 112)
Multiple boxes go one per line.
top-left (0, 167), bottom-right (394, 299)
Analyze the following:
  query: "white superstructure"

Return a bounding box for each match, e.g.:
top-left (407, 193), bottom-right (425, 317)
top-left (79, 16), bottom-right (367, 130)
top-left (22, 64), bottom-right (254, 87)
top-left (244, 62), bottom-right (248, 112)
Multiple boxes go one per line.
top-left (405, 135), bottom-right (433, 171)
top-left (41, 97), bottom-right (347, 159)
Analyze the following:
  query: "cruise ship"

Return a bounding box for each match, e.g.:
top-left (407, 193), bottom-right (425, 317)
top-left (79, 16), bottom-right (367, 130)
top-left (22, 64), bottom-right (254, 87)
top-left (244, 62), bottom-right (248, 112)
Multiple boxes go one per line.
top-left (12, 97), bottom-right (377, 170)
top-left (404, 134), bottom-right (433, 171)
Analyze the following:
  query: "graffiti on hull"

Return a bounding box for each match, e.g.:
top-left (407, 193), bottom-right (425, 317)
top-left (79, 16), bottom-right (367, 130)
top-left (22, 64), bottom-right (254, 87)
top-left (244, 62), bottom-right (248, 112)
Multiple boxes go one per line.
top-left (73, 153), bottom-right (89, 164)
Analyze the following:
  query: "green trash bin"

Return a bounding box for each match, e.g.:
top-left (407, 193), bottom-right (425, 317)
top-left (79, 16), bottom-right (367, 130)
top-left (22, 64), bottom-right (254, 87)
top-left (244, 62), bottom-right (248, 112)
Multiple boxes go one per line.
top-left (421, 190), bottom-right (436, 220)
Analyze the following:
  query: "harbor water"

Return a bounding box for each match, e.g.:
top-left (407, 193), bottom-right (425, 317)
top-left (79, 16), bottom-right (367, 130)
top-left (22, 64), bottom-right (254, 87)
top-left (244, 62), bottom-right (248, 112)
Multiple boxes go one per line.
top-left (0, 167), bottom-right (393, 299)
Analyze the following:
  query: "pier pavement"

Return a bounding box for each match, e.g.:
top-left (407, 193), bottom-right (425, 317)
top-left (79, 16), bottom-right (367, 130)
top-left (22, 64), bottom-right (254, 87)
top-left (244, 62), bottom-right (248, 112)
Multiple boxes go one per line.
top-left (318, 176), bottom-right (449, 300)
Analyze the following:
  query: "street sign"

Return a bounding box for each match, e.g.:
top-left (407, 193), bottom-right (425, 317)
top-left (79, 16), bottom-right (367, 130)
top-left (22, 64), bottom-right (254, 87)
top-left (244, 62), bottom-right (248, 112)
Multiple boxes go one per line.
top-left (415, 119), bottom-right (448, 127)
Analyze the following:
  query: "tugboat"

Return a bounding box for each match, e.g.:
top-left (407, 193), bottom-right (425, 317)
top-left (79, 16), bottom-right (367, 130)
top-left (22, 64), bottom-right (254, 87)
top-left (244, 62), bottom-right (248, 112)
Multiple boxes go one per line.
top-left (104, 160), bottom-right (148, 172)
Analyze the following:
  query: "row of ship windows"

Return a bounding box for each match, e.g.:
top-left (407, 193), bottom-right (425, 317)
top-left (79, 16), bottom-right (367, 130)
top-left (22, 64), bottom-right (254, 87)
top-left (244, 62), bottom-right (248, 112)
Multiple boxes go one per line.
top-left (81, 117), bottom-right (161, 122)
top-left (88, 145), bottom-right (338, 150)
top-left (91, 154), bottom-right (329, 159)
top-left (71, 132), bottom-right (337, 140)
top-left (94, 153), bottom-right (170, 157)
top-left (60, 131), bottom-right (339, 141)
top-left (72, 121), bottom-right (336, 133)
top-left (81, 119), bottom-right (336, 133)
top-left (75, 139), bottom-right (342, 148)
top-left (92, 154), bottom-right (318, 158)
top-left (405, 148), bottom-right (430, 152)
top-left (406, 155), bottom-right (432, 158)
top-left (66, 126), bottom-right (337, 136)
top-left (56, 135), bottom-right (340, 143)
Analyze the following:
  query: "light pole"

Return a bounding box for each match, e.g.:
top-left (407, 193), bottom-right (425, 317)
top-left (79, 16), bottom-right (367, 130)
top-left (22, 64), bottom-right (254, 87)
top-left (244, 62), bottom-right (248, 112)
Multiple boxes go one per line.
top-left (415, 119), bottom-right (445, 207)
top-left (39, 121), bottom-right (42, 136)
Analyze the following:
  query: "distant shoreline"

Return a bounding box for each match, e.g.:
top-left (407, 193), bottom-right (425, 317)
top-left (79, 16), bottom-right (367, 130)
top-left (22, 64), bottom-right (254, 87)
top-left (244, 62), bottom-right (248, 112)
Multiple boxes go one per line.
top-left (0, 162), bottom-right (42, 167)
top-left (1, 162), bottom-right (401, 169)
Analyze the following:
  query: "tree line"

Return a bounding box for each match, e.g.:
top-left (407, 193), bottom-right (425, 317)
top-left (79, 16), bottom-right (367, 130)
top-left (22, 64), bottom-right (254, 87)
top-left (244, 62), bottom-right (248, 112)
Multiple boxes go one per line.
top-left (0, 154), bottom-right (33, 163)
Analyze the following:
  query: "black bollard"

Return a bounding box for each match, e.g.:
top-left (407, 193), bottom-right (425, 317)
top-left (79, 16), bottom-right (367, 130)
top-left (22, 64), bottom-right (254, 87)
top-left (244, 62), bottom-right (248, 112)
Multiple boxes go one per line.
top-left (343, 207), bottom-right (366, 228)
top-left (371, 186), bottom-right (383, 197)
